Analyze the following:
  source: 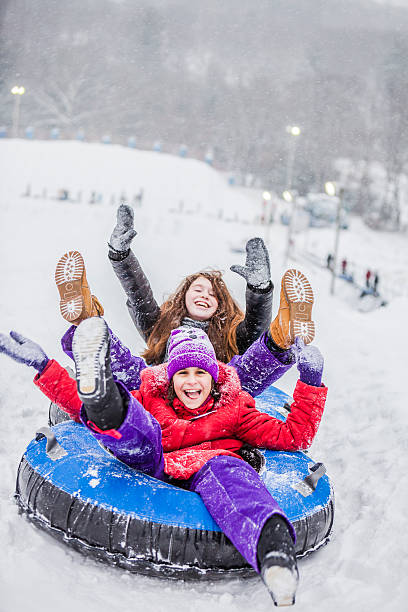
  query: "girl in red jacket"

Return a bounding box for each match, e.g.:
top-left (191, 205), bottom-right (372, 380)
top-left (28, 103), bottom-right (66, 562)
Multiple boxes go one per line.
top-left (0, 318), bottom-right (326, 607)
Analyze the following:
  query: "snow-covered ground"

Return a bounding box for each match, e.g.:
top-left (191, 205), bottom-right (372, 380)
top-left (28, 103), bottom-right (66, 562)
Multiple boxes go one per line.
top-left (0, 140), bottom-right (407, 612)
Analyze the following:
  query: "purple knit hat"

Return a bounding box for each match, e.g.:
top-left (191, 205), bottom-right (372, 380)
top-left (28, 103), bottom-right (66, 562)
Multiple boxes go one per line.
top-left (167, 327), bottom-right (219, 382)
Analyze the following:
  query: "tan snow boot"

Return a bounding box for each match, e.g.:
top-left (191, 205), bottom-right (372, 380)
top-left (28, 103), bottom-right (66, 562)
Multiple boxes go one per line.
top-left (55, 251), bottom-right (104, 325)
top-left (269, 269), bottom-right (315, 349)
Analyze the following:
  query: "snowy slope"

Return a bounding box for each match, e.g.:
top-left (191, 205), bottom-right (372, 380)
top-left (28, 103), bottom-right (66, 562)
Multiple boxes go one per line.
top-left (0, 140), bottom-right (407, 612)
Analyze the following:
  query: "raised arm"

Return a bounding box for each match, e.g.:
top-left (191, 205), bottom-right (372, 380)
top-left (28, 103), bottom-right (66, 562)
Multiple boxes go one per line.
top-left (230, 238), bottom-right (274, 353)
top-left (108, 204), bottom-right (161, 340)
top-left (0, 331), bottom-right (82, 421)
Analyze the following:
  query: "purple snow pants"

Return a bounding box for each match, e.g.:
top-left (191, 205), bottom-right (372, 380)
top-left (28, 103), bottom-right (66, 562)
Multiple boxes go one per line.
top-left (82, 387), bottom-right (295, 573)
top-left (62, 326), bottom-right (293, 398)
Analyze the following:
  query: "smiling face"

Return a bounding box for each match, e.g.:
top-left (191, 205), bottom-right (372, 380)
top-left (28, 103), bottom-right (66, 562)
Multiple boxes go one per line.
top-left (172, 367), bottom-right (213, 410)
top-left (184, 276), bottom-right (218, 321)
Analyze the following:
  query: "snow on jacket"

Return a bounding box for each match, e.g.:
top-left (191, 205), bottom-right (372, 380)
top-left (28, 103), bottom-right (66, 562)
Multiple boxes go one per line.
top-left (34, 359), bottom-right (327, 479)
top-left (109, 249), bottom-right (274, 357)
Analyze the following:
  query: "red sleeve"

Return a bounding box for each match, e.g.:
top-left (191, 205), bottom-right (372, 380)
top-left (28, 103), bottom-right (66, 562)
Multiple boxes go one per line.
top-left (234, 380), bottom-right (328, 451)
top-left (144, 397), bottom-right (244, 453)
top-left (33, 359), bottom-right (82, 422)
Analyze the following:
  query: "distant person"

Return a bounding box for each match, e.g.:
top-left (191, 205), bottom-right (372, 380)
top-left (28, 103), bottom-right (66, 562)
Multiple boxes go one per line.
top-left (58, 189), bottom-right (69, 201)
top-left (136, 188), bottom-right (144, 206)
top-left (132, 189), bottom-right (144, 208)
top-left (327, 253), bottom-right (333, 270)
top-left (365, 269), bottom-right (372, 289)
top-left (373, 272), bottom-right (379, 295)
top-left (341, 259), bottom-right (347, 275)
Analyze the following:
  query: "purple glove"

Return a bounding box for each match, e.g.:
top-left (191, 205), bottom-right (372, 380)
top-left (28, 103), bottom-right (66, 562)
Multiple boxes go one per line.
top-left (0, 331), bottom-right (49, 373)
top-left (292, 337), bottom-right (323, 387)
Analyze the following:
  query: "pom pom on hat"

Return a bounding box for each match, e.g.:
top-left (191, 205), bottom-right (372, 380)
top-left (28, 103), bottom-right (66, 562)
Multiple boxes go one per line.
top-left (167, 327), bottom-right (219, 382)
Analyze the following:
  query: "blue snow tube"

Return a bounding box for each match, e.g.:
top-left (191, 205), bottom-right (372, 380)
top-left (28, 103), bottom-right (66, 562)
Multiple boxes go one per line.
top-left (15, 385), bottom-right (334, 580)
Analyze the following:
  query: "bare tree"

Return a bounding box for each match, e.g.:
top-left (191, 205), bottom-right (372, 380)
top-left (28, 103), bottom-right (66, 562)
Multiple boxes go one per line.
top-left (376, 37), bottom-right (408, 229)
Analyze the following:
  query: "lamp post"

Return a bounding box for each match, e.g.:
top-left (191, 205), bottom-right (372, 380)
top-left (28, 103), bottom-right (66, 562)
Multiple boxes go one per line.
top-left (262, 190), bottom-right (271, 222)
top-left (11, 85), bottom-right (25, 138)
top-left (285, 125), bottom-right (301, 190)
top-left (282, 126), bottom-right (301, 267)
top-left (283, 189), bottom-right (297, 267)
top-left (325, 181), bottom-right (344, 295)
top-left (262, 190), bottom-right (272, 242)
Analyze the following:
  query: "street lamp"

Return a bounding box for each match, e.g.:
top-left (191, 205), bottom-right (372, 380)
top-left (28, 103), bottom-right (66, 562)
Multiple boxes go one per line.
top-left (324, 181), bottom-right (336, 197)
top-left (325, 181), bottom-right (344, 295)
top-left (285, 125), bottom-right (301, 190)
top-left (11, 85), bottom-right (25, 138)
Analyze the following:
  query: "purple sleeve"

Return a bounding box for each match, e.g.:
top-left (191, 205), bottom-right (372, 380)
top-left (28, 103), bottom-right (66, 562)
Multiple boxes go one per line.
top-left (228, 334), bottom-right (294, 397)
top-left (61, 324), bottom-right (147, 391)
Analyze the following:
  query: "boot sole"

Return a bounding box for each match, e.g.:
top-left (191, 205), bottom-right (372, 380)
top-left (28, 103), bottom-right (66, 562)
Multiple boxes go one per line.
top-left (72, 318), bottom-right (109, 400)
top-left (263, 564), bottom-right (298, 607)
top-left (55, 251), bottom-right (86, 322)
top-left (282, 269), bottom-right (315, 345)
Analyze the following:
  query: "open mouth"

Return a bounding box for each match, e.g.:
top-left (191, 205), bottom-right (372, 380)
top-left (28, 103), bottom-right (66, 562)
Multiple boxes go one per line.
top-left (194, 300), bottom-right (210, 309)
top-left (183, 389), bottom-right (201, 399)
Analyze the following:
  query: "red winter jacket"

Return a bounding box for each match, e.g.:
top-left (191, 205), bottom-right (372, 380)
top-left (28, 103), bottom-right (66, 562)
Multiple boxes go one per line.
top-left (34, 359), bottom-right (327, 479)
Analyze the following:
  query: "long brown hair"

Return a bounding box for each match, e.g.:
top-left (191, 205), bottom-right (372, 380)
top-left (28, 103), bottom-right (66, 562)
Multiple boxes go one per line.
top-left (142, 270), bottom-right (244, 365)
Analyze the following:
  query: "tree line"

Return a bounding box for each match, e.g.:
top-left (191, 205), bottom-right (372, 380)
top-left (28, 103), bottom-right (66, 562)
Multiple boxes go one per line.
top-left (1, 0), bottom-right (408, 229)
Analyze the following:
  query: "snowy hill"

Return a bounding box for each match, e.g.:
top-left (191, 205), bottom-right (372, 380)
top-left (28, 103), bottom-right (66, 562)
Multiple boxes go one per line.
top-left (0, 140), bottom-right (407, 612)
